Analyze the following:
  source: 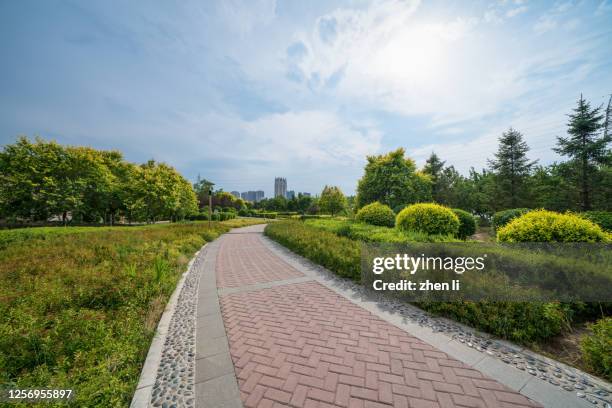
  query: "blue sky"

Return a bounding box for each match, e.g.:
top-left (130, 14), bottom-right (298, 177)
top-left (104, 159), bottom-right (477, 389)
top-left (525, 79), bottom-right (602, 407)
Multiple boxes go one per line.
top-left (1, 0), bottom-right (611, 197)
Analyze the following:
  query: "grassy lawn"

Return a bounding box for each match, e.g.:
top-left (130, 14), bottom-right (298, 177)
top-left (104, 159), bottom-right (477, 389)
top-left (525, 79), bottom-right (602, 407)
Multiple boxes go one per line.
top-left (0, 218), bottom-right (264, 407)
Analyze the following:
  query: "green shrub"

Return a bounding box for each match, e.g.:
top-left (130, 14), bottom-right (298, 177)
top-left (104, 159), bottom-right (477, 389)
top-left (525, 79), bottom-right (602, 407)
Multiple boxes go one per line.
top-left (452, 209), bottom-right (476, 239)
top-left (581, 211), bottom-right (612, 232)
top-left (492, 208), bottom-right (531, 231)
top-left (305, 219), bottom-right (457, 243)
top-left (396, 203), bottom-right (459, 236)
top-left (265, 221), bottom-right (360, 281)
top-left (497, 210), bottom-right (609, 242)
top-left (421, 301), bottom-right (572, 344)
top-left (355, 202), bottom-right (395, 227)
top-left (581, 317), bottom-right (612, 381)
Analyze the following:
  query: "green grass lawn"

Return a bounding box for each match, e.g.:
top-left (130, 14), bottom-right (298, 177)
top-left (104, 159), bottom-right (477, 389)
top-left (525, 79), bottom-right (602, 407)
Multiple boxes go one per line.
top-left (0, 219), bottom-right (264, 407)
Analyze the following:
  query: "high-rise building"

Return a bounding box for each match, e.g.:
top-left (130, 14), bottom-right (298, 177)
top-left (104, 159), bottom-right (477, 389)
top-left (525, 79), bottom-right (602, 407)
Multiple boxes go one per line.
top-left (300, 192), bottom-right (311, 197)
top-left (286, 190), bottom-right (295, 200)
top-left (230, 191), bottom-right (240, 198)
top-left (274, 177), bottom-right (287, 198)
top-left (240, 190), bottom-right (265, 202)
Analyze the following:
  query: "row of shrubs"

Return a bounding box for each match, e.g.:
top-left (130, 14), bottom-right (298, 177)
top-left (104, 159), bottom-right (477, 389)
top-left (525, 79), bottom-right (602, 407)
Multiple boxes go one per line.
top-left (188, 211), bottom-right (237, 221)
top-left (237, 209), bottom-right (278, 219)
top-left (355, 202), bottom-right (476, 239)
top-left (355, 201), bottom-right (610, 243)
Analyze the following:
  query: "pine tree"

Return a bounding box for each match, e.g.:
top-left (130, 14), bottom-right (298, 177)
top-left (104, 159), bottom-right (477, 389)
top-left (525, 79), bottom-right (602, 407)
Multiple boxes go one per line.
top-left (488, 128), bottom-right (537, 208)
top-left (423, 152), bottom-right (445, 201)
top-left (554, 95), bottom-right (607, 211)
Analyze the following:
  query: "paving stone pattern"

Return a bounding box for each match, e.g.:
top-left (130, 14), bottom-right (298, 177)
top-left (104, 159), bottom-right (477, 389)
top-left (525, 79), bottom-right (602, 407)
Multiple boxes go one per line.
top-left (215, 230), bottom-right (543, 408)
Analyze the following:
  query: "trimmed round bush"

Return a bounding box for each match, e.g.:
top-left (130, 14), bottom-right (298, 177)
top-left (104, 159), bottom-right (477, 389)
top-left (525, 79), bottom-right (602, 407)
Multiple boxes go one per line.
top-left (581, 211), bottom-right (612, 232)
top-left (396, 203), bottom-right (459, 236)
top-left (452, 209), bottom-right (476, 239)
top-left (492, 208), bottom-right (531, 231)
top-left (355, 202), bottom-right (395, 227)
top-left (497, 210), bottom-right (609, 242)
top-left (581, 317), bottom-right (612, 381)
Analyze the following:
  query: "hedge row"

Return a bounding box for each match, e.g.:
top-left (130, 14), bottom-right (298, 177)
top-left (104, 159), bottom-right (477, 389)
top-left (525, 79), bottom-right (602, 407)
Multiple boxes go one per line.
top-left (264, 221), bottom-right (360, 280)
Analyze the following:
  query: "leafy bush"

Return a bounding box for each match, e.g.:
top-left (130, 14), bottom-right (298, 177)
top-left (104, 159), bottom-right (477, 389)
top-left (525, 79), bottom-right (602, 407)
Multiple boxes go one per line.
top-left (355, 202), bottom-right (395, 227)
top-left (452, 209), bottom-right (477, 239)
top-left (581, 211), bottom-right (612, 232)
top-left (265, 221), bottom-right (360, 280)
top-left (581, 317), bottom-right (612, 381)
top-left (306, 219), bottom-right (457, 243)
top-left (492, 208), bottom-right (531, 231)
top-left (497, 210), bottom-right (609, 242)
top-left (396, 203), bottom-right (459, 236)
top-left (421, 301), bottom-right (572, 344)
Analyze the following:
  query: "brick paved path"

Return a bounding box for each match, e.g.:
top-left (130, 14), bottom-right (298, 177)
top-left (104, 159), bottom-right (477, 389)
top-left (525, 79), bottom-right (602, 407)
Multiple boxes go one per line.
top-left (213, 227), bottom-right (542, 408)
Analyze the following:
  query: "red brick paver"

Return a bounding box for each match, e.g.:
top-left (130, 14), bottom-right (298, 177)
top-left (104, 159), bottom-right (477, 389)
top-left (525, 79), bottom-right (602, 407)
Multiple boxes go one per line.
top-left (216, 233), bottom-right (304, 288)
top-left (215, 232), bottom-right (542, 408)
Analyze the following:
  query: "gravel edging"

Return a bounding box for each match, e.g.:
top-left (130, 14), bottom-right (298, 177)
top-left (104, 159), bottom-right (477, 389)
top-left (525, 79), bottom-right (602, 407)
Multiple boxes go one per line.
top-left (130, 246), bottom-right (206, 408)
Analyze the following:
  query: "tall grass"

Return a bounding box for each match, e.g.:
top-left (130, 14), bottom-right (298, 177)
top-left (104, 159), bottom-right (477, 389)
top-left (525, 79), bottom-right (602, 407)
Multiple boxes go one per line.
top-left (0, 219), bottom-right (263, 407)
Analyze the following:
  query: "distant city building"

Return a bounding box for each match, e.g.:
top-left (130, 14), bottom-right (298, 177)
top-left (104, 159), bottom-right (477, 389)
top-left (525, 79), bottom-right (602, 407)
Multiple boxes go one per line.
top-left (240, 190), bottom-right (265, 202)
top-left (230, 191), bottom-right (240, 198)
top-left (300, 192), bottom-right (311, 197)
top-left (274, 177), bottom-right (287, 198)
top-left (286, 190), bottom-right (295, 200)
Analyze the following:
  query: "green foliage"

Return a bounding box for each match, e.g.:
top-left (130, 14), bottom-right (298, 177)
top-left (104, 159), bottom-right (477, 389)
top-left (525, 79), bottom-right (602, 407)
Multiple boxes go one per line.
top-left (396, 203), bottom-right (460, 236)
top-left (265, 221), bottom-right (361, 281)
top-left (452, 209), bottom-right (476, 239)
top-left (420, 301), bottom-right (572, 344)
top-left (581, 211), bottom-right (612, 232)
top-left (305, 219), bottom-right (457, 243)
top-left (492, 208), bottom-right (531, 231)
top-left (0, 219), bottom-right (263, 407)
top-left (554, 95), bottom-right (609, 211)
top-left (319, 185), bottom-right (347, 216)
top-left (355, 202), bottom-right (395, 227)
top-left (581, 317), bottom-right (612, 381)
top-left (0, 137), bottom-right (198, 224)
top-left (356, 148), bottom-right (432, 209)
top-left (497, 210), bottom-right (609, 242)
top-left (488, 128), bottom-right (537, 208)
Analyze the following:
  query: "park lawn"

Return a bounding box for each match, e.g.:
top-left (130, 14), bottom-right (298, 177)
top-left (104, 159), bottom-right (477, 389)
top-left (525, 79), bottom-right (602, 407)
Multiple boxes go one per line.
top-left (0, 218), bottom-right (264, 407)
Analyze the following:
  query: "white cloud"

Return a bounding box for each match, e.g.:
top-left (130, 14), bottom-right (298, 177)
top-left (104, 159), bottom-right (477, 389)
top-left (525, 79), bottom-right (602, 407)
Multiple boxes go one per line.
top-left (286, 0), bottom-right (542, 123)
top-left (506, 5), bottom-right (528, 17)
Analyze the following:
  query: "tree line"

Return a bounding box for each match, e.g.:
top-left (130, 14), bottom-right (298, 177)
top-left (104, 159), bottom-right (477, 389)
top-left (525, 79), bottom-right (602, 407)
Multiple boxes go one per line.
top-left (356, 95), bottom-right (610, 216)
top-left (0, 137), bottom-right (198, 224)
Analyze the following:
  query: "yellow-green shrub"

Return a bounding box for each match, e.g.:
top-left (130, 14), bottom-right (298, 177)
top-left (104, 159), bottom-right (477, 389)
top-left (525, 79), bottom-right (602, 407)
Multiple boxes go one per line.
top-left (355, 202), bottom-right (395, 227)
top-left (497, 210), bottom-right (609, 242)
top-left (396, 203), bottom-right (459, 236)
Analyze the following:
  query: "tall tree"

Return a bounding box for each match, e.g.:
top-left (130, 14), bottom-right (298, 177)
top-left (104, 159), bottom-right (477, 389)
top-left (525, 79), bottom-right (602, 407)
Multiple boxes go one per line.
top-left (554, 95), bottom-right (608, 211)
top-left (423, 152), bottom-right (446, 201)
top-left (488, 128), bottom-right (537, 208)
top-left (319, 186), bottom-right (346, 216)
top-left (356, 148), bottom-right (432, 210)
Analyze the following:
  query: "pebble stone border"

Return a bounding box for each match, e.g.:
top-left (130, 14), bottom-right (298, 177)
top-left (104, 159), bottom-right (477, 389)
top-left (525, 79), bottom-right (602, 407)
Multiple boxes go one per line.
top-left (262, 234), bottom-right (612, 408)
top-left (147, 250), bottom-right (206, 408)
